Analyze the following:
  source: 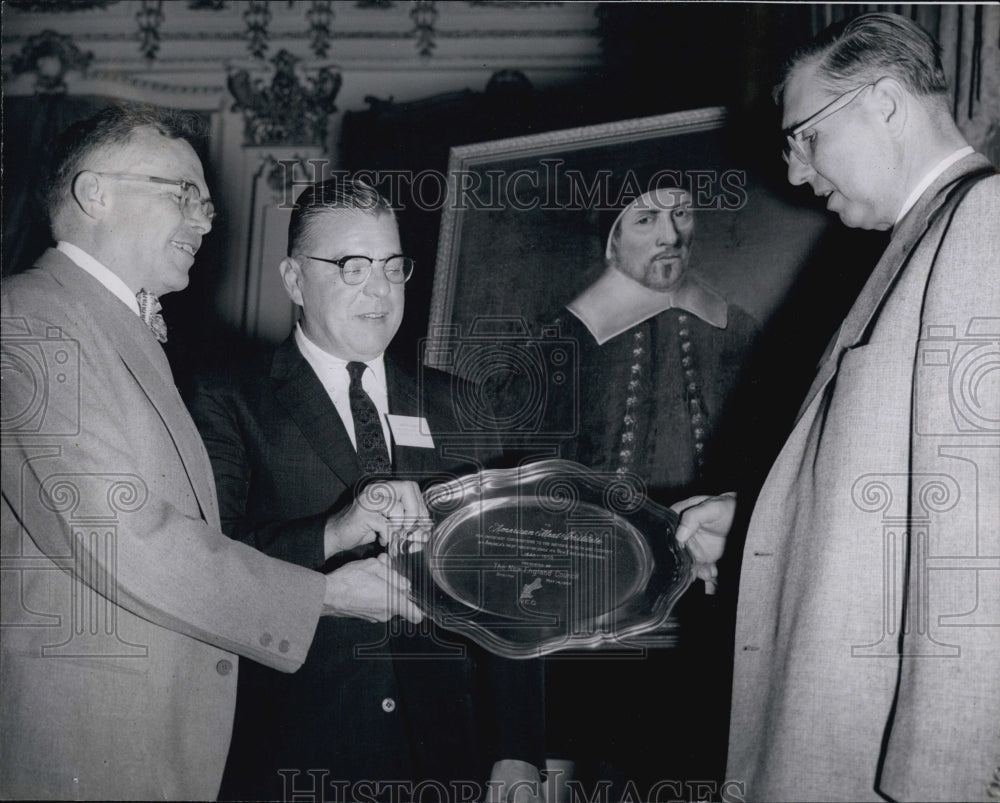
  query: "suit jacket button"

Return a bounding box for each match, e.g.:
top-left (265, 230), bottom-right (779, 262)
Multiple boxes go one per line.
top-left (381, 697), bottom-right (396, 713)
top-left (278, 640), bottom-right (290, 653)
top-left (216, 659), bottom-right (233, 676)
top-left (260, 633), bottom-right (273, 647)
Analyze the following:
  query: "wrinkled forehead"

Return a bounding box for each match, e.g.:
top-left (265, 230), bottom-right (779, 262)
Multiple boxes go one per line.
top-left (96, 126), bottom-right (206, 183)
top-left (301, 206), bottom-right (400, 252)
top-left (780, 59), bottom-right (830, 130)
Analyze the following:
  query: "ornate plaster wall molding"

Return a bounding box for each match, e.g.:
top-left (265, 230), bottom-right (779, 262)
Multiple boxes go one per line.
top-left (2, 2), bottom-right (600, 81)
top-left (227, 49), bottom-right (342, 146)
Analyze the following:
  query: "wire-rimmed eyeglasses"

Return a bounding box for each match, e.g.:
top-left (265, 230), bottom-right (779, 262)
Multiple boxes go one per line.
top-left (781, 81), bottom-right (877, 165)
top-left (94, 172), bottom-right (216, 221)
top-left (301, 254), bottom-right (415, 285)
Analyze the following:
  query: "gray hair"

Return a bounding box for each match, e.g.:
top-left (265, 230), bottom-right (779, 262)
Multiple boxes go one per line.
top-left (773, 12), bottom-right (949, 112)
top-left (44, 103), bottom-right (205, 232)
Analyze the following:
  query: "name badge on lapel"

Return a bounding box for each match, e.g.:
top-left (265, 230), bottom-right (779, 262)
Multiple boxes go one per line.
top-left (387, 414), bottom-right (435, 449)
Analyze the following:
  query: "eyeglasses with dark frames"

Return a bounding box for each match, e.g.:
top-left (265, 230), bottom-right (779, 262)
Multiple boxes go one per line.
top-left (300, 254), bottom-right (415, 285)
top-left (95, 172), bottom-right (216, 221)
top-left (781, 81), bottom-right (878, 165)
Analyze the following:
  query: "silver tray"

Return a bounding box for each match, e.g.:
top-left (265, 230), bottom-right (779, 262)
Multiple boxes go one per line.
top-left (396, 459), bottom-right (693, 658)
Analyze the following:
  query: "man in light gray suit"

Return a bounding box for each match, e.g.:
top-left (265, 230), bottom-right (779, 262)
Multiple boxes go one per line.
top-left (0, 105), bottom-right (423, 800)
top-left (673, 12), bottom-right (999, 802)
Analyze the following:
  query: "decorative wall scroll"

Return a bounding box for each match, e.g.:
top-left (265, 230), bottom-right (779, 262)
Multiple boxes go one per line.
top-left (9, 29), bottom-right (93, 94)
top-left (261, 153), bottom-right (326, 202)
top-left (7, 0), bottom-right (119, 10)
top-left (227, 49), bottom-right (341, 146)
top-left (136, 0), bottom-right (165, 62)
top-left (307, 0), bottom-right (335, 58)
top-left (410, 0), bottom-right (437, 58)
top-left (243, 0), bottom-right (272, 60)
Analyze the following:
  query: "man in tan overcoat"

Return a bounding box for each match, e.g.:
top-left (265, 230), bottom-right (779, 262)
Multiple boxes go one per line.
top-left (675, 13), bottom-right (999, 802)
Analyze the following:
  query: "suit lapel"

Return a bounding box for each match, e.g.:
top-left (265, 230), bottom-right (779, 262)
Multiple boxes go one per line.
top-left (385, 357), bottom-right (455, 476)
top-left (271, 343), bottom-right (443, 481)
top-left (386, 357), bottom-right (420, 417)
top-left (37, 250), bottom-right (221, 526)
top-left (385, 357), bottom-right (439, 476)
top-left (794, 154), bottom-right (995, 423)
top-left (271, 337), bottom-right (364, 488)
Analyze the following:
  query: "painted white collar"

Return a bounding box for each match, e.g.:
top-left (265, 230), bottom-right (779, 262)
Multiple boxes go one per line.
top-left (566, 268), bottom-right (728, 345)
top-left (56, 241), bottom-right (140, 316)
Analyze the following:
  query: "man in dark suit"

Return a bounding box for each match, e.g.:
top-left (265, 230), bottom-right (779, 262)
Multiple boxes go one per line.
top-left (189, 178), bottom-right (544, 802)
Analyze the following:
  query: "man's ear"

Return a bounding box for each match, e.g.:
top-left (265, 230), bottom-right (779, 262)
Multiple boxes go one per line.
top-left (279, 256), bottom-right (305, 306)
top-left (71, 171), bottom-right (107, 220)
top-left (872, 76), bottom-right (907, 136)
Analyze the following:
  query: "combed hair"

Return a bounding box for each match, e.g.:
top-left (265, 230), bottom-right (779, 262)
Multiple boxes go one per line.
top-left (44, 103), bottom-right (206, 228)
top-left (773, 12), bottom-right (949, 107)
top-left (287, 178), bottom-right (395, 256)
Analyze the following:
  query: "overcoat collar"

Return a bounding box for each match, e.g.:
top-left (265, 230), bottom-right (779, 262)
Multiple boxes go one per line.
top-left (794, 153), bottom-right (995, 423)
top-left (33, 248), bottom-right (220, 526)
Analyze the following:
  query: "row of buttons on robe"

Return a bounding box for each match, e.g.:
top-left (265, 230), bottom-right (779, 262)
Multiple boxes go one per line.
top-left (616, 328), bottom-right (645, 476)
top-left (677, 314), bottom-right (708, 476)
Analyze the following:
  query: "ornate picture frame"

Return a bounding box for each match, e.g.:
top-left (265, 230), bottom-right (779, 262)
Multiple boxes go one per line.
top-left (425, 106), bottom-right (829, 373)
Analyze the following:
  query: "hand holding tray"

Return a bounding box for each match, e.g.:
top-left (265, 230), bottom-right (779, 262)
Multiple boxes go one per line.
top-left (394, 459), bottom-right (693, 658)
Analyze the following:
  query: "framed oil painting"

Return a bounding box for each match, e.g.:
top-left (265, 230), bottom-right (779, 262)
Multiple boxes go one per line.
top-left (425, 106), bottom-right (829, 374)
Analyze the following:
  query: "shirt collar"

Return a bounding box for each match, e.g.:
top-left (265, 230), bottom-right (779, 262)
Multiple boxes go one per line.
top-left (894, 146), bottom-right (975, 226)
top-left (566, 268), bottom-right (728, 345)
top-left (294, 323), bottom-right (387, 390)
top-left (56, 241), bottom-right (140, 315)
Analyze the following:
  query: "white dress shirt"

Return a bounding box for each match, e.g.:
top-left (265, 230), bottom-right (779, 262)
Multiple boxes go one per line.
top-left (294, 323), bottom-right (392, 459)
top-left (56, 241), bottom-right (140, 316)
top-left (895, 145), bottom-right (975, 225)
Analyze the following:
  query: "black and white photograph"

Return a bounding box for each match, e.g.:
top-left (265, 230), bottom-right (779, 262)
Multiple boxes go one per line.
top-left (2, 3), bottom-right (998, 802)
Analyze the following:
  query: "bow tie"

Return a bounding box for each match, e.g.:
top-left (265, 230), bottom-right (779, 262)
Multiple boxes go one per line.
top-left (136, 289), bottom-right (168, 344)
